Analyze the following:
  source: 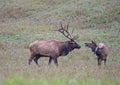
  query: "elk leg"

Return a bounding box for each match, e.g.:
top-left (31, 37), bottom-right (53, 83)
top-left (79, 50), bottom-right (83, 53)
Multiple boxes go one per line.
top-left (53, 58), bottom-right (58, 66)
top-left (28, 53), bottom-right (35, 65)
top-left (48, 57), bottom-right (53, 65)
top-left (104, 59), bottom-right (107, 66)
top-left (34, 55), bottom-right (40, 65)
top-left (97, 58), bottom-right (102, 66)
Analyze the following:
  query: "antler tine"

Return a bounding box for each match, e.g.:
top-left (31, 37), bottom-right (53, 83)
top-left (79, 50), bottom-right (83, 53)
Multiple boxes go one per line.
top-left (58, 22), bottom-right (73, 40)
top-left (66, 22), bottom-right (69, 31)
top-left (64, 22), bottom-right (79, 40)
top-left (71, 28), bottom-right (74, 35)
top-left (59, 22), bottom-right (63, 31)
top-left (65, 22), bottom-right (73, 39)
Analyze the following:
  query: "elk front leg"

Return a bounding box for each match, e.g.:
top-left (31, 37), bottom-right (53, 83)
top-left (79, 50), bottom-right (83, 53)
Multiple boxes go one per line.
top-left (97, 58), bottom-right (102, 66)
top-left (48, 57), bottom-right (53, 65)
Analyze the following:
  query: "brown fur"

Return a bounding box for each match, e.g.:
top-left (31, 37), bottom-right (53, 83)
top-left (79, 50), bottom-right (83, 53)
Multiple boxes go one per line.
top-left (85, 41), bottom-right (108, 66)
top-left (29, 40), bottom-right (80, 66)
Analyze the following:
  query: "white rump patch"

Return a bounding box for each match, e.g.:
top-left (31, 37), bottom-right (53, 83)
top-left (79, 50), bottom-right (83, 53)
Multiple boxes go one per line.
top-left (97, 43), bottom-right (105, 48)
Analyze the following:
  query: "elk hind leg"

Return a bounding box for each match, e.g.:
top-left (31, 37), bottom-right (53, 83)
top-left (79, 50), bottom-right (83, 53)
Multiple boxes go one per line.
top-left (28, 53), bottom-right (35, 65)
top-left (104, 58), bottom-right (107, 66)
top-left (48, 57), bottom-right (53, 65)
top-left (53, 58), bottom-right (58, 66)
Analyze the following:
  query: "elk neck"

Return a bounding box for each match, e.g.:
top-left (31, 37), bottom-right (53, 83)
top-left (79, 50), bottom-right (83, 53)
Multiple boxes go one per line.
top-left (93, 46), bottom-right (102, 56)
top-left (59, 41), bottom-right (69, 56)
top-left (59, 41), bottom-right (73, 56)
top-left (92, 46), bottom-right (98, 54)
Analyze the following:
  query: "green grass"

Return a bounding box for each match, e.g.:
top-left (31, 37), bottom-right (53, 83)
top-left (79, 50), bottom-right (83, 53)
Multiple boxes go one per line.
top-left (4, 75), bottom-right (120, 85)
top-left (0, 0), bottom-right (120, 85)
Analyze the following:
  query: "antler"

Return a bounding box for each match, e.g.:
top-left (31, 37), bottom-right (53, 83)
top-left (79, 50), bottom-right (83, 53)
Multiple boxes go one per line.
top-left (57, 22), bottom-right (76, 40)
top-left (53, 22), bottom-right (79, 40)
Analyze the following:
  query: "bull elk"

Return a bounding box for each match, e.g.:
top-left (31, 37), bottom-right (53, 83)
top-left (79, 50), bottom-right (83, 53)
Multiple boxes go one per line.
top-left (28, 23), bottom-right (81, 66)
top-left (85, 41), bottom-right (108, 66)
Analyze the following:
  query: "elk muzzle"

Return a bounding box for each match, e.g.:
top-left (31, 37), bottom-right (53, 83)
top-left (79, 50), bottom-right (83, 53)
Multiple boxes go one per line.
top-left (85, 43), bottom-right (88, 47)
top-left (74, 42), bottom-right (81, 49)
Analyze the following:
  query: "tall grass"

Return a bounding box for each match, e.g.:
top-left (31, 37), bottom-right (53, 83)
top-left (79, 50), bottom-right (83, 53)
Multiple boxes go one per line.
top-left (0, 0), bottom-right (120, 85)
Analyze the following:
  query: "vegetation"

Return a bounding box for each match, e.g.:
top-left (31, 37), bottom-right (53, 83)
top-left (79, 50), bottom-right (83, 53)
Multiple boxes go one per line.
top-left (0, 0), bottom-right (120, 85)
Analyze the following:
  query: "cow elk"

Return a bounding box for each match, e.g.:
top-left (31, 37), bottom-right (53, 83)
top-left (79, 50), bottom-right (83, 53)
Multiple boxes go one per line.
top-left (85, 41), bottom-right (108, 66)
top-left (28, 23), bottom-right (81, 66)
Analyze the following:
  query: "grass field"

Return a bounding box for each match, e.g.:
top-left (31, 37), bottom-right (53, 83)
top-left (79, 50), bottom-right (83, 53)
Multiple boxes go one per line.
top-left (0, 0), bottom-right (120, 85)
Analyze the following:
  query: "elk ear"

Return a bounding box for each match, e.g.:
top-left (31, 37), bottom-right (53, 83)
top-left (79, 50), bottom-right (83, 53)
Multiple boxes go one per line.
top-left (92, 40), bottom-right (97, 45)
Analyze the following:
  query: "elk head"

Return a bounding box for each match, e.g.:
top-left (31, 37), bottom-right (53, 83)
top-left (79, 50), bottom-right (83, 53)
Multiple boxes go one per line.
top-left (85, 41), bottom-right (97, 52)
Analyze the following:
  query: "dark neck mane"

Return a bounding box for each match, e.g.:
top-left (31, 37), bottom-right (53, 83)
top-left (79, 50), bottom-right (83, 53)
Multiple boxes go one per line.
top-left (59, 41), bottom-right (70, 56)
top-left (92, 46), bottom-right (98, 54)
